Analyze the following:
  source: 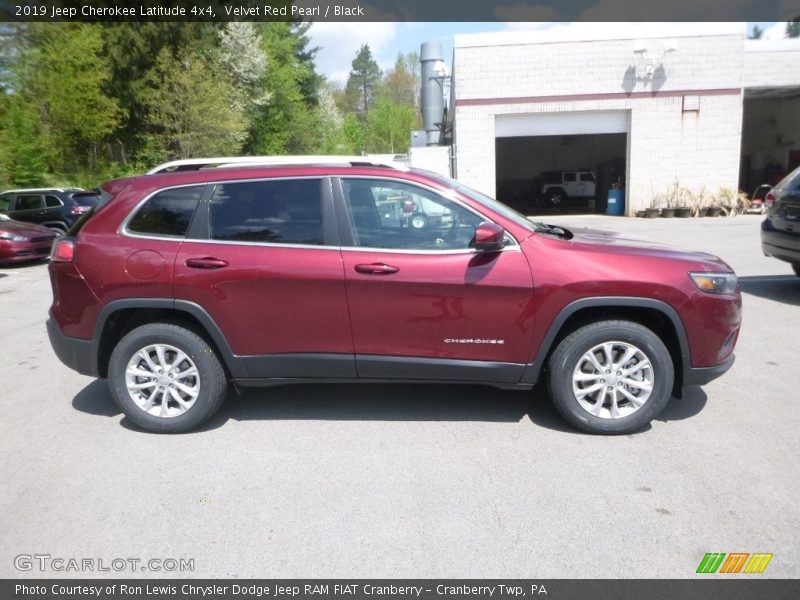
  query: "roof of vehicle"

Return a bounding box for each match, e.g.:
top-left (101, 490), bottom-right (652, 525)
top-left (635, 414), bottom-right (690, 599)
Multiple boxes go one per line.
top-left (147, 155), bottom-right (409, 174)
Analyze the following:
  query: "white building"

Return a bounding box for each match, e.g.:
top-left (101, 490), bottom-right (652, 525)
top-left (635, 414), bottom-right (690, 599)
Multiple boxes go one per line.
top-left (450, 25), bottom-right (800, 214)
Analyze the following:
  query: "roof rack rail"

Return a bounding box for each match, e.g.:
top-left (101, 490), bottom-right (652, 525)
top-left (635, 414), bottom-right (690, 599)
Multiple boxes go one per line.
top-left (1, 187), bottom-right (83, 194)
top-left (147, 155), bottom-right (407, 175)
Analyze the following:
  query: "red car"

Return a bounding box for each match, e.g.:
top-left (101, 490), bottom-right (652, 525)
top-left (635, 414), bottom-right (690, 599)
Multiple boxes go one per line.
top-left (46, 158), bottom-right (741, 434)
top-left (0, 214), bottom-right (58, 265)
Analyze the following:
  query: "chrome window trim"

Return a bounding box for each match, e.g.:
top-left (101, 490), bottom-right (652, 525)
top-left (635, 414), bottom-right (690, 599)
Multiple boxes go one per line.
top-left (119, 175), bottom-right (520, 255)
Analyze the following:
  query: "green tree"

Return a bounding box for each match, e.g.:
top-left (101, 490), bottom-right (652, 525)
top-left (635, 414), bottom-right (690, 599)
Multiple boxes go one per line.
top-left (748, 25), bottom-right (763, 40)
top-left (249, 22), bottom-right (318, 154)
top-left (342, 113), bottom-right (366, 154)
top-left (100, 23), bottom-right (222, 162)
top-left (365, 98), bottom-right (417, 153)
top-left (139, 49), bottom-right (247, 160)
top-left (314, 83), bottom-right (351, 154)
top-left (787, 18), bottom-right (800, 38)
top-left (0, 96), bottom-right (48, 186)
top-left (380, 52), bottom-right (421, 110)
top-left (22, 23), bottom-right (123, 172)
top-left (345, 44), bottom-right (382, 119)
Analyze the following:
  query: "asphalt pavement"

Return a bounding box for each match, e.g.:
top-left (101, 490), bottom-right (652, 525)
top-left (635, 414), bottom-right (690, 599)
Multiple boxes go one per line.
top-left (0, 213), bottom-right (797, 578)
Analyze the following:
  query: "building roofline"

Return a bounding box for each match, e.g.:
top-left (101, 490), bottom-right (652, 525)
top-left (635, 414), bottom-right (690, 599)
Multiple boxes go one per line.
top-left (454, 23), bottom-right (745, 49)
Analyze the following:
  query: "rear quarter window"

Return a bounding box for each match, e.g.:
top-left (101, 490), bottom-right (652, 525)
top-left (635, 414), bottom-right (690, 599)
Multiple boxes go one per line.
top-left (127, 185), bottom-right (204, 237)
top-left (209, 178), bottom-right (324, 245)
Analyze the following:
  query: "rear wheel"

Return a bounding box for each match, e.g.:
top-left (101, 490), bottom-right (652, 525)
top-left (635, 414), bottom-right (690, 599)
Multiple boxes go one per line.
top-left (108, 323), bottom-right (227, 433)
top-left (48, 226), bottom-right (66, 238)
top-left (547, 320), bottom-right (674, 434)
top-left (547, 189), bottom-right (565, 208)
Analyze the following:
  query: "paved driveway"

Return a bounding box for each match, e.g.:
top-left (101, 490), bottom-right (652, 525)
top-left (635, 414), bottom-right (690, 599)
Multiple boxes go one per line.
top-left (0, 214), bottom-right (797, 578)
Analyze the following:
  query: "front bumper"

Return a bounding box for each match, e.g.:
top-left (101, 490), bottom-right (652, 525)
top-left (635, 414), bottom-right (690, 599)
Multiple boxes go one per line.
top-left (683, 353), bottom-right (735, 387)
top-left (46, 317), bottom-right (97, 377)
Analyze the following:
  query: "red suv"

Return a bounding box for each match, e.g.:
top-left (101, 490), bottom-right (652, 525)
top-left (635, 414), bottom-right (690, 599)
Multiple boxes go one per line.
top-left (46, 159), bottom-right (741, 434)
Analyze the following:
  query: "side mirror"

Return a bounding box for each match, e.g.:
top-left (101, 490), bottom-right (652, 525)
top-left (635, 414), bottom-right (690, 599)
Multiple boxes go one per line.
top-left (474, 222), bottom-right (506, 252)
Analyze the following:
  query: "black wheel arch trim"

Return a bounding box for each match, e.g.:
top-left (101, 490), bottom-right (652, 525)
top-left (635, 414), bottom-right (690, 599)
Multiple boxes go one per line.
top-left (520, 296), bottom-right (692, 386)
top-left (91, 299), bottom-right (247, 378)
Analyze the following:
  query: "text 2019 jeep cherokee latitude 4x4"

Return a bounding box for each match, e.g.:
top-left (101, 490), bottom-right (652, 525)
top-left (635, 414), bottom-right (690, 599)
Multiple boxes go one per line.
top-left (46, 159), bottom-right (741, 434)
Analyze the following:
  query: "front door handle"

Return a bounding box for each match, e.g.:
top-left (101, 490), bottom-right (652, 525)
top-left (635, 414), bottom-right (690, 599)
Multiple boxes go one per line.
top-left (354, 263), bottom-right (399, 275)
top-left (186, 257), bottom-right (229, 269)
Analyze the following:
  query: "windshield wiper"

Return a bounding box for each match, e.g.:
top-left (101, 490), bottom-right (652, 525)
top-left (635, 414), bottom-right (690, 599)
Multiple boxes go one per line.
top-left (531, 222), bottom-right (572, 238)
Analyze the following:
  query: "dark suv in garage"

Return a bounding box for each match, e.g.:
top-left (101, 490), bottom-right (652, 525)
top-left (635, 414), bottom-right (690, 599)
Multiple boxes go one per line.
top-left (761, 166), bottom-right (800, 276)
top-left (46, 158), bottom-right (741, 435)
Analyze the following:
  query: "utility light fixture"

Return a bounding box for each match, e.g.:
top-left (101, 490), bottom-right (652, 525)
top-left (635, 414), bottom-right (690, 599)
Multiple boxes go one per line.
top-left (633, 38), bottom-right (678, 78)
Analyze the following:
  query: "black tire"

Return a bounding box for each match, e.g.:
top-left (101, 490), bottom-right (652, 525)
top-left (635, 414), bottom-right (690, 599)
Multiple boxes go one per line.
top-left (546, 320), bottom-right (674, 435)
top-left (792, 263), bottom-right (800, 278)
top-left (108, 323), bottom-right (227, 433)
top-left (547, 189), bottom-right (565, 208)
top-left (48, 226), bottom-right (67, 238)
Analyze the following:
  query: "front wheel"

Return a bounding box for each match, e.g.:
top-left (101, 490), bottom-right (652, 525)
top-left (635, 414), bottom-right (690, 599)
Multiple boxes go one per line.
top-left (547, 320), bottom-right (674, 434)
top-left (108, 323), bottom-right (228, 433)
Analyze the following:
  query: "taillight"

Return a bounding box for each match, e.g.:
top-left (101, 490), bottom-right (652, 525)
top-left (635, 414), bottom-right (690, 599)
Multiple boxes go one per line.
top-left (51, 239), bottom-right (75, 262)
top-left (765, 191), bottom-right (775, 208)
top-left (70, 205), bottom-right (90, 215)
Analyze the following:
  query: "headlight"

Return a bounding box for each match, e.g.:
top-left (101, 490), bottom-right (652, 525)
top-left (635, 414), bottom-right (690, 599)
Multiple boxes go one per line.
top-left (0, 232), bottom-right (26, 242)
top-left (688, 272), bottom-right (738, 294)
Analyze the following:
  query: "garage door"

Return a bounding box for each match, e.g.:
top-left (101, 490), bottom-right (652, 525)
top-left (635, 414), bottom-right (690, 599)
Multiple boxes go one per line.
top-left (496, 110), bottom-right (629, 137)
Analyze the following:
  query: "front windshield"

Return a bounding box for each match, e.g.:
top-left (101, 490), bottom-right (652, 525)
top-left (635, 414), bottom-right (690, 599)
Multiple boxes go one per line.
top-left (423, 171), bottom-right (539, 233)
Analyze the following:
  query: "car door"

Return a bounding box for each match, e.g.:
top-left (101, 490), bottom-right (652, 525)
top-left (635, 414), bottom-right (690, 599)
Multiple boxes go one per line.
top-left (334, 177), bottom-right (535, 384)
top-left (9, 193), bottom-right (45, 225)
top-left (173, 176), bottom-right (356, 379)
top-left (562, 172), bottom-right (578, 197)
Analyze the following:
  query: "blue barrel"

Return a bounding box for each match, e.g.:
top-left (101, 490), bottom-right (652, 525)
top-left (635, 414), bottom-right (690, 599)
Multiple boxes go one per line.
top-left (606, 189), bottom-right (625, 216)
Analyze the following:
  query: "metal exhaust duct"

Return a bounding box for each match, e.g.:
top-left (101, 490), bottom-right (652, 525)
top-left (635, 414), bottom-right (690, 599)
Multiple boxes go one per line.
top-left (420, 42), bottom-right (446, 146)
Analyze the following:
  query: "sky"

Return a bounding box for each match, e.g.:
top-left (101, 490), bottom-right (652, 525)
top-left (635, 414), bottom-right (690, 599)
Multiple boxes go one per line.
top-left (307, 21), bottom-right (790, 84)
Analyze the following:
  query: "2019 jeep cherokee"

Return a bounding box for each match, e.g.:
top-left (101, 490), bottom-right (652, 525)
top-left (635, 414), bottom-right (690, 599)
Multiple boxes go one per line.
top-left (46, 158), bottom-right (741, 434)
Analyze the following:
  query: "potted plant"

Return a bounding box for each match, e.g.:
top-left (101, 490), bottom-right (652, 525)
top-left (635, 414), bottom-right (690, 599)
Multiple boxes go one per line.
top-left (716, 187), bottom-right (737, 217)
top-left (694, 188), bottom-right (709, 217)
top-left (706, 193), bottom-right (722, 217)
top-left (675, 188), bottom-right (693, 218)
top-left (645, 197), bottom-right (660, 218)
top-left (660, 192), bottom-right (676, 218)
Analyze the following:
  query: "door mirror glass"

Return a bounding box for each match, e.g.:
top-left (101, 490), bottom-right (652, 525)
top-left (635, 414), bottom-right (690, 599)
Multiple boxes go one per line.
top-left (474, 222), bottom-right (505, 252)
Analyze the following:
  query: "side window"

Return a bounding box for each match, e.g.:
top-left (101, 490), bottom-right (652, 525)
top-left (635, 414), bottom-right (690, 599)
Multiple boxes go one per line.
top-left (45, 195), bottom-right (62, 207)
top-left (580, 172), bottom-right (594, 182)
top-left (127, 185), bottom-right (204, 237)
top-left (209, 178), bottom-right (324, 245)
top-left (341, 179), bottom-right (483, 251)
top-left (0, 195), bottom-right (11, 212)
top-left (15, 195), bottom-right (44, 210)
top-left (563, 172), bottom-right (577, 183)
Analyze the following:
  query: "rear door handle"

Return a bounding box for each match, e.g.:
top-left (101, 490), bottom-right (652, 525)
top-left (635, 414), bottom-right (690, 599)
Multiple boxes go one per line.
top-left (186, 257), bottom-right (229, 269)
top-left (354, 263), bottom-right (399, 275)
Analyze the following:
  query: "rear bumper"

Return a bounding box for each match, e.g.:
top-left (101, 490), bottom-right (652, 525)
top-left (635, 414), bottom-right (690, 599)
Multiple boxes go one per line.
top-left (46, 317), bottom-right (98, 377)
top-left (683, 353), bottom-right (735, 387)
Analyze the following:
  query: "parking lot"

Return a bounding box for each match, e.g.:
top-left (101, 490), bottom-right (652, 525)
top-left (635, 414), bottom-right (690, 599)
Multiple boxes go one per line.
top-left (1, 214), bottom-right (798, 579)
